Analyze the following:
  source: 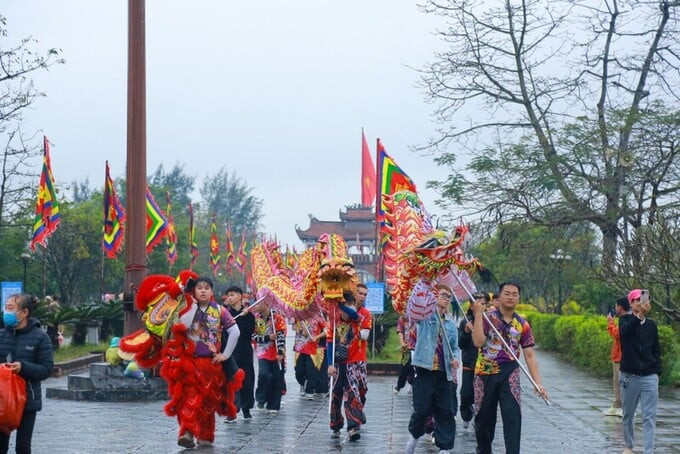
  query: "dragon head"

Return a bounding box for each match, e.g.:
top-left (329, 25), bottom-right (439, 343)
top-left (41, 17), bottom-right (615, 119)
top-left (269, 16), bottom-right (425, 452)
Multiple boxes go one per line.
top-left (317, 233), bottom-right (357, 300)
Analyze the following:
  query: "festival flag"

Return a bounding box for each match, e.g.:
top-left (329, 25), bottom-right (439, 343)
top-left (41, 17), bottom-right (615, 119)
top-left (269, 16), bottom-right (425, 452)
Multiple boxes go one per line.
top-left (210, 213), bottom-right (221, 275)
top-left (234, 230), bottom-right (247, 272)
top-left (188, 202), bottom-right (199, 269)
top-left (376, 139), bottom-right (417, 221)
top-left (225, 223), bottom-right (235, 271)
top-left (165, 192), bottom-right (178, 266)
top-left (30, 136), bottom-right (61, 250)
top-left (361, 129), bottom-right (376, 207)
top-left (102, 161), bottom-right (126, 258)
top-left (145, 187), bottom-right (169, 253)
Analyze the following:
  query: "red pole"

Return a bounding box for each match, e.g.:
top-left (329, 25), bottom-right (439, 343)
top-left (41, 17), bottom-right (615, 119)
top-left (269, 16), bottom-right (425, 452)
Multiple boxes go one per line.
top-left (123, 0), bottom-right (147, 335)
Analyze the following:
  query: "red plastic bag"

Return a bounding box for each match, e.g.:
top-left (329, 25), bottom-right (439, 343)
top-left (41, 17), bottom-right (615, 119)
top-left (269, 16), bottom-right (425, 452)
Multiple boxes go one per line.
top-left (0, 366), bottom-right (27, 435)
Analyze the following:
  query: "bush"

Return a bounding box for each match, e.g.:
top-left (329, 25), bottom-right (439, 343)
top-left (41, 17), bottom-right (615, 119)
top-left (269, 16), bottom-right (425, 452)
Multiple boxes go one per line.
top-left (524, 312), bottom-right (559, 350)
top-left (553, 315), bottom-right (584, 353)
top-left (659, 325), bottom-right (680, 386)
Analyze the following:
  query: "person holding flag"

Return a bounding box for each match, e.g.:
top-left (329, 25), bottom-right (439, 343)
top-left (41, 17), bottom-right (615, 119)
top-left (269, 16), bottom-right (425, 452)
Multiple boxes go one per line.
top-left (252, 303), bottom-right (287, 413)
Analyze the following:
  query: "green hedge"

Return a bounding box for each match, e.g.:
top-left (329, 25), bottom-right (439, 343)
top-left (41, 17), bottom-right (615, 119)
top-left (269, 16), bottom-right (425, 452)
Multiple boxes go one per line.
top-left (523, 312), bottom-right (679, 386)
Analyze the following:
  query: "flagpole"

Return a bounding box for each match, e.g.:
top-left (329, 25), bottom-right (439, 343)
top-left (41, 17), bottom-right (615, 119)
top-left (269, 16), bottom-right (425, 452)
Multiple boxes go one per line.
top-left (374, 138), bottom-right (383, 283)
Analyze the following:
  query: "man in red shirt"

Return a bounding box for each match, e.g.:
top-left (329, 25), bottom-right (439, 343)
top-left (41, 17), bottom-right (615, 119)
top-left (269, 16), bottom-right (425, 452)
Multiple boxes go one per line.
top-left (604, 297), bottom-right (629, 417)
top-left (293, 316), bottom-right (326, 399)
top-left (327, 291), bottom-right (366, 442)
top-left (252, 304), bottom-right (287, 412)
top-left (355, 283), bottom-right (372, 405)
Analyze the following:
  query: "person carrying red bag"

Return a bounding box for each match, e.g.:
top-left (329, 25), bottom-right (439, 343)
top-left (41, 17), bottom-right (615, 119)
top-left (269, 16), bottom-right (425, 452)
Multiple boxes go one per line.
top-left (1, 294), bottom-right (54, 454)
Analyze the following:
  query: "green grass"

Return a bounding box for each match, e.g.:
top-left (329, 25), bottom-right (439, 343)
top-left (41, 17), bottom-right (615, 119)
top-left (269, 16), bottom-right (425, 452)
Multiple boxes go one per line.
top-left (53, 343), bottom-right (107, 363)
top-left (368, 329), bottom-right (402, 364)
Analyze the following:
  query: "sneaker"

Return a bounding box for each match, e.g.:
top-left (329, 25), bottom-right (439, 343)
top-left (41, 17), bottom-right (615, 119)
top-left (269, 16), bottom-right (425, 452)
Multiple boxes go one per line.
top-left (305, 393), bottom-right (316, 400)
top-left (439, 451), bottom-right (451, 454)
top-left (300, 385), bottom-right (306, 395)
top-left (331, 430), bottom-right (341, 439)
top-left (242, 408), bottom-right (252, 419)
top-left (224, 416), bottom-right (237, 423)
top-left (406, 384), bottom-right (413, 394)
top-left (256, 402), bottom-right (265, 410)
top-left (177, 431), bottom-right (195, 449)
top-left (196, 439), bottom-right (212, 447)
top-left (348, 427), bottom-right (361, 442)
top-left (404, 435), bottom-right (418, 454)
top-left (393, 386), bottom-right (400, 394)
top-left (616, 407), bottom-right (623, 417)
top-left (604, 406), bottom-right (618, 416)
top-left (622, 448), bottom-right (633, 454)
top-left (267, 408), bottom-right (279, 414)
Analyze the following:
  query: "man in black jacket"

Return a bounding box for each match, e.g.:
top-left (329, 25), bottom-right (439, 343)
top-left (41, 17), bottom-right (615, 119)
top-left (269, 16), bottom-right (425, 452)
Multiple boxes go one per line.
top-left (619, 289), bottom-right (661, 454)
top-left (458, 292), bottom-right (490, 430)
top-left (1, 293), bottom-right (54, 454)
top-left (223, 286), bottom-right (256, 421)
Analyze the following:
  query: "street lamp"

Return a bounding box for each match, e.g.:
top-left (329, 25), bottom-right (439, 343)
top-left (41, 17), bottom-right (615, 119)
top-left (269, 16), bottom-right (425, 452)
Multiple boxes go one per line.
top-left (549, 249), bottom-right (572, 310)
top-left (20, 252), bottom-right (31, 294)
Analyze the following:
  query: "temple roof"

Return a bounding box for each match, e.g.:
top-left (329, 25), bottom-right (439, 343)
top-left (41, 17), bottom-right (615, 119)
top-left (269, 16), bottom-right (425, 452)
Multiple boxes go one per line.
top-left (296, 217), bottom-right (375, 241)
top-left (339, 205), bottom-right (374, 221)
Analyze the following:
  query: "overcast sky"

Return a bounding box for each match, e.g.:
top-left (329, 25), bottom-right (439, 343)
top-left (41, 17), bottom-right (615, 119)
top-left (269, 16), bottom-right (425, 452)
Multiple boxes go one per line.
top-left (5, 1), bottom-right (452, 248)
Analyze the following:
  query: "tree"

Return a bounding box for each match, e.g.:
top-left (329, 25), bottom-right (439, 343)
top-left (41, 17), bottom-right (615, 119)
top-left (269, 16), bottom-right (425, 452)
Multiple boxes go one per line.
top-left (149, 162), bottom-right (195, 210)
top-left (0, 15), bottom-right (63, 229)
top-left (200, 166), bottom-right (263, 234)
top-left (420, 0), bottom-right (680, 272)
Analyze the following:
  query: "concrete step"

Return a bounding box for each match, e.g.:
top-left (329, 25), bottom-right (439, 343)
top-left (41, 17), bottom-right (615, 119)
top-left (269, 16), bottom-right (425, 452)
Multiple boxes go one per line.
top-left (46, 387), bottom-right (169, 402)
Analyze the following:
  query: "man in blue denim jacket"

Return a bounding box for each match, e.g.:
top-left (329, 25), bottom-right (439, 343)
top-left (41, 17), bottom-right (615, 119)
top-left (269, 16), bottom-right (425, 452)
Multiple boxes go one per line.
top-left (404, 282), bottom-right (460, 454)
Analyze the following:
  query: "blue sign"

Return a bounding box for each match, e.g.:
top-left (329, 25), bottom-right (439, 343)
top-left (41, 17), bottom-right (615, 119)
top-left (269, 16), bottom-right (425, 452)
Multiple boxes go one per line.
top-left (1, 282), bottom-right (23, 308)
top-left (364, 282), bottom-right (385, 314)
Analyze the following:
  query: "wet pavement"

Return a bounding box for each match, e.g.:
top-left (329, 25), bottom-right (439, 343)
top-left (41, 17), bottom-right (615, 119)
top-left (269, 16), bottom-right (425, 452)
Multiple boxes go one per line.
top-left (12, 332), bottom-right (680, 453)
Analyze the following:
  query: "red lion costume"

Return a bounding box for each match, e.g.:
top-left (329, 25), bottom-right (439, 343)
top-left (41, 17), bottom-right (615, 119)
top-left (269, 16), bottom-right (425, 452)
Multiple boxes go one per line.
top-left (120, 271), bottom-right (244, 444)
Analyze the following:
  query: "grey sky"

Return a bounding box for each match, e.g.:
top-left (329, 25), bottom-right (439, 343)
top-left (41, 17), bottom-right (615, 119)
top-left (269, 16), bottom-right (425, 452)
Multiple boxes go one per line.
top-left (6, 1), bottom-right (451, 248)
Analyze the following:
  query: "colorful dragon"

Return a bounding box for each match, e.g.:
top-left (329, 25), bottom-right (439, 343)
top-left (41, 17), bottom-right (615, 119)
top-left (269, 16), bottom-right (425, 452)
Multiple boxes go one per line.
top-left (381, 190), bottom-right (480, 313)
top-left (250, 233), bottom-right (357, 318)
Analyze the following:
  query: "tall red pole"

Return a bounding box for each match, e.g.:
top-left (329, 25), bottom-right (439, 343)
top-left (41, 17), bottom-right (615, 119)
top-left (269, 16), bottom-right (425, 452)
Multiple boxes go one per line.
top-left (123, 0), bottom-right (147, 335)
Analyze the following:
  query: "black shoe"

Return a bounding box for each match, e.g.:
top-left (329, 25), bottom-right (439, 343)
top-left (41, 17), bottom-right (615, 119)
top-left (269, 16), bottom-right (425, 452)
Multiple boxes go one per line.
top-left (348, 428), bottom-right (361, 442)
top-left (243, 408), bottom-right (252, 419)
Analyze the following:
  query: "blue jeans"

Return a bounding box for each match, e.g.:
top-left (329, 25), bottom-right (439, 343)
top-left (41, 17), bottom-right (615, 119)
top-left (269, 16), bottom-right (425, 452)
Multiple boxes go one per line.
top-left (620, 372), bottom-right (658, 454)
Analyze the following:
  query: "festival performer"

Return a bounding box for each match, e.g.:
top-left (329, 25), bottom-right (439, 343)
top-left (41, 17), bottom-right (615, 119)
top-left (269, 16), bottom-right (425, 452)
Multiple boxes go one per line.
top-left (223, 285), bottom-right (256, 421)
top-left (326, 291), bottom-right (366, 442)
top-left (119, 272), bottom-right (244, 450)
top-left (404, 282), bottom-right (460, 454)
top-left (471, 280), bottom-right (548, 454)
top-left (252, 303), bottom-right (287, 412)
top-left (293, 316), bottom-right (326, 399)
top-left (354, 283), bottom-right (372, 404)
top-left (458, 292), bottom-right (491, 429)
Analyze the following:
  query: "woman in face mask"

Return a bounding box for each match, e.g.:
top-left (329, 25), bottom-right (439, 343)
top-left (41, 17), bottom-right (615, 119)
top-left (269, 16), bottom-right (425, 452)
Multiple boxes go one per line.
top-left (1, 293), bottom-right (54, 454)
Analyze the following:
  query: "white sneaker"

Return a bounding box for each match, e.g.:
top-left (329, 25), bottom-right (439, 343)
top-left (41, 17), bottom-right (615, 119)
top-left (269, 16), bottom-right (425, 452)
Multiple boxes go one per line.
top-left (622, 448), bottom-right (633, 454)
top-left (604, 406), bottom-right (618, 416)
top-left (404, 435), bottom-right (418, 454)
top-left (439, 451), bottom-right (451, 454)
top-left (406, 384), bottom-right (413, 394)
top-left (615, 407), bottom-right (623, 417)
top-left (393, 386), bottom-right (400, 394)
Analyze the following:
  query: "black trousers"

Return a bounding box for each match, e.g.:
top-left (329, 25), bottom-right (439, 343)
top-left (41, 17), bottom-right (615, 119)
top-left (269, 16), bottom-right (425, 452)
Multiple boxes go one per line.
top-left (396, 352), bottom-right (413, 390)
top-left (460, 368), bottom-right (475, 422)
top-left (294, 353), bottom-right (322, 393)
top-left (408, 367), bottom-right (457, 451)
top-left (235, 359), bottom-right (255, 412)
top-left (0, 411), bottom-right (37, 454)
top-left (255, 358), bottom-right (285, 410)
top-left (474, 366), bottom-right (522, 454)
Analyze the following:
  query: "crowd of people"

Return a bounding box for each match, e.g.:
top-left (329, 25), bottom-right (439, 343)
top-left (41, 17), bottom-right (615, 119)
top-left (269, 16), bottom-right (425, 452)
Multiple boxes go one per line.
top-left (0, 281), bottom-right (661, 453)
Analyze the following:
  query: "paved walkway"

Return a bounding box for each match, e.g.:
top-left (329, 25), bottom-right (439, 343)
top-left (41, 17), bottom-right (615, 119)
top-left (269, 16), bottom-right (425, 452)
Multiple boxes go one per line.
top-left (13, 333), bottom-right (680, 453)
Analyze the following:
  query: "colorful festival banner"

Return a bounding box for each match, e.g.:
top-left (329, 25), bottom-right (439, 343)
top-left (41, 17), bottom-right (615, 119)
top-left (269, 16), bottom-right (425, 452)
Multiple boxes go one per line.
top-left (102, 161), bottom-right (126, 258)
top-left (225, 223), bottom-right (235, 272)
top-left (189, 202), bottom-right (199, 270)
top-left (376, 139), bottom-right (417, 221)
top-left (165, 192), bottom-right (178, 266)
top-left (145, 188), bottom-right (169, 253)
top-left (210, 214), bottom-right (221, 275)
top-left (234, 230), bottom-right (247, 273)
top-left (30, 136), bottom-right (61, 250)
